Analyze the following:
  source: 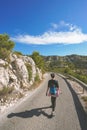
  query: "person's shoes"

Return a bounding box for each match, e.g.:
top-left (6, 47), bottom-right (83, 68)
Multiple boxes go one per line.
top-left (51, 110), bottom-right (55, 116)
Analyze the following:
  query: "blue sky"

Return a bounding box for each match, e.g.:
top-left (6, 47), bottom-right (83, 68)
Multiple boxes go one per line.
top-left (0, 0), bottom-right (87, 56)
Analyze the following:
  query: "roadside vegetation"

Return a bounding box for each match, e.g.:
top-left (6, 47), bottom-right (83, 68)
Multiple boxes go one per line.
top-left (31, 51), bottom-right (46, 74)
top-left (0, 34), bottom-right (15, 61)
top-left (44, 56), bottom-right (87, 84)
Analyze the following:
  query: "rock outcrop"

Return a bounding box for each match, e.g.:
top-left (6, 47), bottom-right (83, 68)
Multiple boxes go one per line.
top-left (0, 53), bottom-right (42, 92)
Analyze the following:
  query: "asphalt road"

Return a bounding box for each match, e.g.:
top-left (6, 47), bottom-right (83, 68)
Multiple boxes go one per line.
top-left (0, 74), bottom-right (87, 130)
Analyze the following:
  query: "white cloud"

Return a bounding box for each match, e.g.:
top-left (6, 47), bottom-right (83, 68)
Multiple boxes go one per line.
top-left (51, 21), bottom-right (81, 32)
top-left (51, 23), bottom-right (59, 30)
top-left (12, 22), bottom-right (87, 45)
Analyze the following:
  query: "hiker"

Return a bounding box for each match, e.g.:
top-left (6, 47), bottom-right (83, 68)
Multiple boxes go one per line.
top-left (46, 73), bottom-right (59, 115)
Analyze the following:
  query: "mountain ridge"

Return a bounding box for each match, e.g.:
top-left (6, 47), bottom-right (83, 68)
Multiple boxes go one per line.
top-left (43, 54), bottom-right (87, 69)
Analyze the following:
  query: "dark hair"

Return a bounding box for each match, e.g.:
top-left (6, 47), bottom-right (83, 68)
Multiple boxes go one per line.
top-left (51, 73), bottom-right (55, 78)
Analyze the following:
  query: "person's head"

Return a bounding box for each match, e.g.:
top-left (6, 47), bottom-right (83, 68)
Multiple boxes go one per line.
top-left (51, 73), bottom-right (55, 79)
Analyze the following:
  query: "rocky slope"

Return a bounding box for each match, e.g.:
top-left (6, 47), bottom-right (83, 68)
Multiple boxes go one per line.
top-left (0, 53), bottom-right (42, 112)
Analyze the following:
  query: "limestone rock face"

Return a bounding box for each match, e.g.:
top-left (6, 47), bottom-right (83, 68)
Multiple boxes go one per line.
top-left (14, 58), bottom-right (29, 88)
top-left (0, 67), bottom-right (9, 90)
top-left (0, 54), bottom-right (42, 92)
top-left (36, 67), bottom-right (42, 80)
top-left (22, 56), bottom-right (36, 85)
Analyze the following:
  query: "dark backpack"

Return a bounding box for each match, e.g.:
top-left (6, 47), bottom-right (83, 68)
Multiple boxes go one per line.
top-left (49, 80), bottom-right (58, 95)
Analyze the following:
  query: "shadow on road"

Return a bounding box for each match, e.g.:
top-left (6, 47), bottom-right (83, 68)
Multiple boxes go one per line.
top-left (63, 77), bottom-right (87, 130)
top-left (7, 106), bottom-right (54, 119)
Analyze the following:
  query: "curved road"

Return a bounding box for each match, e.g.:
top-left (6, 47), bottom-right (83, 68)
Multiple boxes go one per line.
top-left (0, 74), bottom-right (87, 130)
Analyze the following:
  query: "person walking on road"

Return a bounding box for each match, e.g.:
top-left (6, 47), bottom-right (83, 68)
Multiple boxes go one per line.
top-left (46, 73), bottom-right (59, 115)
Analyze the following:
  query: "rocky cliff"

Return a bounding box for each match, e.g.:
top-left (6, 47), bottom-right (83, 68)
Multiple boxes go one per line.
top-left (0, 53), bottom-right (42, 112)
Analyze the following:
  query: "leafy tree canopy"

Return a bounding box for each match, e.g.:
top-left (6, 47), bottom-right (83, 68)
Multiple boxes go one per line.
top-left (0, 34), bottom-right (15, 59)
top-left (31, 51), bottom-right (45, 72)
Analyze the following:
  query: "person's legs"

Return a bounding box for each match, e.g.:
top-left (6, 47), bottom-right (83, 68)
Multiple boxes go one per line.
top-left (51, 96), bottom-right (56, 111)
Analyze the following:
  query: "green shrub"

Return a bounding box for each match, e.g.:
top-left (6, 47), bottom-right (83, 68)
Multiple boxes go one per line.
top-left (13, 51), bottom-right (23, 56)
top-left (0, 34), bottom-right (15, 60)
top-left (26, 63), bottom-right (32, 81)
top-left (82, 96), bottom-right (87, 102)
top-left (0, 87), bottom-right (14, 96)
top-left (31, 51), bottom-right (45, 73)
top-left (0, 48), bottom-right (10, 60)
top-left (35, 73), bottom-right (40, 82)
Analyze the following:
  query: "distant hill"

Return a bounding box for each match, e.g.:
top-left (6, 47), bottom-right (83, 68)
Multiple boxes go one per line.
top-left (43, 54), bottom-right (87, 69)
